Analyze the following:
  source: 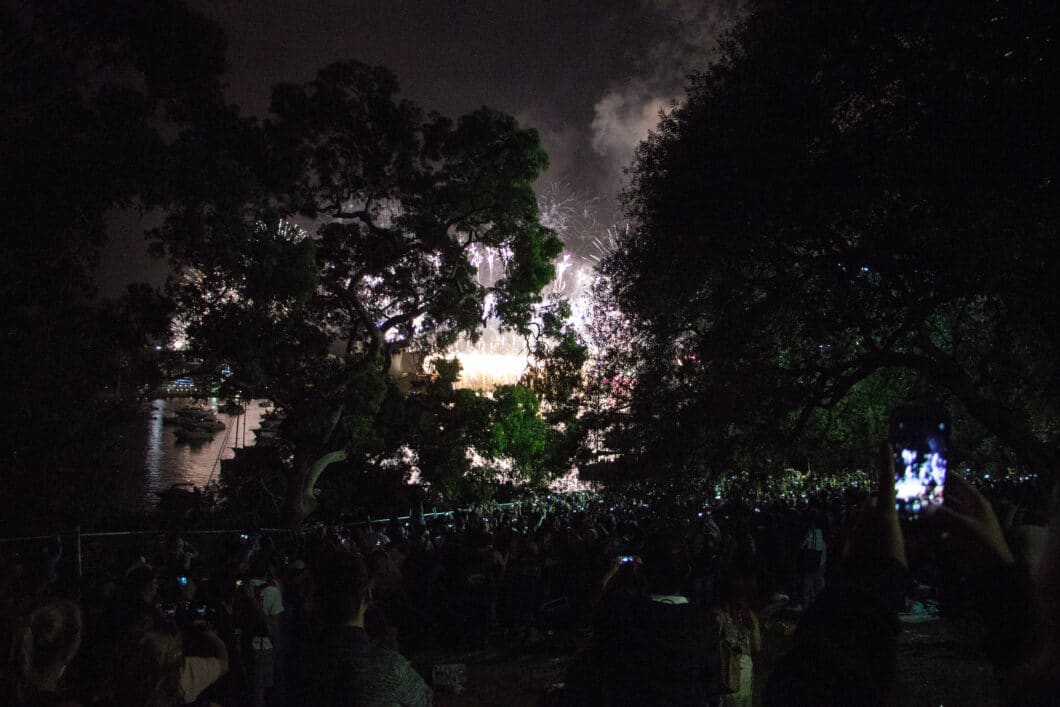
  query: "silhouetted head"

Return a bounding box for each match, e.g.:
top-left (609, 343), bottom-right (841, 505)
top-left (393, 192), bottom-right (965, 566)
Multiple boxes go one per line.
top-left (315, 553), bottom-right (370, 625)
top-left (640, 533), bottom-right (689, 596)
top-left (14, 599), bottom-right (81, 698)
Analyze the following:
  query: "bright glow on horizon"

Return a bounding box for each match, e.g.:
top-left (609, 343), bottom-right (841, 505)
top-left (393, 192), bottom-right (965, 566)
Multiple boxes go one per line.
top-left (432, 351), bottom-right (530, 391)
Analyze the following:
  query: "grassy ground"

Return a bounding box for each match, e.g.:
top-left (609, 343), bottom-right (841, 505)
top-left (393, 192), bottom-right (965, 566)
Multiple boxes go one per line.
top-left (411, 614), bottom-right (1000, 707)
top-left (891, 617), bottom-right (1000, 706)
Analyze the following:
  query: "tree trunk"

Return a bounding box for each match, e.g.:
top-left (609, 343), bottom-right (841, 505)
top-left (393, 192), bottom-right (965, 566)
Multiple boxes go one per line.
top-left (284, 448), bottom-right (348, 528)
top-left (284, 455), bottom-right (310, 529)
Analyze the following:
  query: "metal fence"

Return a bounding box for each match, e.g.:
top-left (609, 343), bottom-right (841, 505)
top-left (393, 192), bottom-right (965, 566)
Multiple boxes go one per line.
top-left (0, 503), bottom-right (524, 580)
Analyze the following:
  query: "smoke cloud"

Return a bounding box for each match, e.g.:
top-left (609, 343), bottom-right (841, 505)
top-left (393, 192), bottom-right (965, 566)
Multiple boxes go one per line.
top-left (590, 80), bottom-right (673, 169)
top-left (589, 0), bottom-right (747, 186)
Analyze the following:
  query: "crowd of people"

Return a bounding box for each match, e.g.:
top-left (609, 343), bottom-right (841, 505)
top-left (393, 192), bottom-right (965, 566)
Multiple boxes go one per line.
top-left (0, 454), bottom-right (1057, 706)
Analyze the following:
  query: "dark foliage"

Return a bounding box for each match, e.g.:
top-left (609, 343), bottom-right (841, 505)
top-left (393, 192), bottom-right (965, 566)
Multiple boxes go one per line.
top-left (601, 0), bottom-right (1060, 481)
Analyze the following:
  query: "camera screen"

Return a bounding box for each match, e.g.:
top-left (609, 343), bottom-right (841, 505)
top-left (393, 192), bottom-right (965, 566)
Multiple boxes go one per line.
top-left (893, 421), bottom-right (947, 520)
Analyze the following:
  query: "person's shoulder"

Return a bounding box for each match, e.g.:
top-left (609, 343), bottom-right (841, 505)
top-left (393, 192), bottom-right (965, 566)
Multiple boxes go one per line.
top-left (369, 643), bottom-right (405, 667)
top-left (262, 583), bottom-right (284, 613)
top-left (181, 655), bottom-right (224, 702)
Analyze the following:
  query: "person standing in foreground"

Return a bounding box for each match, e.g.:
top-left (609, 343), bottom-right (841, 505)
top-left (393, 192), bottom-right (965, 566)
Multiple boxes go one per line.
top-left (714, 569), bottom-right (761, 707)
top-left (796, 511), bottom-right (826, 610)
top-left (304, 554), bottom-right (372, 706)
top-left (305, 550), bottom-right (434, 706)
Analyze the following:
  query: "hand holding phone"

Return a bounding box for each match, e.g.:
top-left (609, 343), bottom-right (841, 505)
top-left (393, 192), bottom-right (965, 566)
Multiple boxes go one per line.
top-left (936, 472), bottom-right (1015, 567)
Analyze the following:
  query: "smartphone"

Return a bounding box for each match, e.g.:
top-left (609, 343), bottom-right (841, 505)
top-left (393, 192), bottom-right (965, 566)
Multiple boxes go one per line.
top-left (890, 404), bottom-right (950, 521)
top-left (618, 555), bottom-right (635, 564)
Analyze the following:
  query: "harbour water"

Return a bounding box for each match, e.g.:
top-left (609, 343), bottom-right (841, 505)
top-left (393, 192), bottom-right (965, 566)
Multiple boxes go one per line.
top-left (115, 398), bottom-right (271, 512)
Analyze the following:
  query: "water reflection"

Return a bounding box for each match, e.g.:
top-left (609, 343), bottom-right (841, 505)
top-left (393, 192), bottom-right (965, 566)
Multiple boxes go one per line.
top-left (121, 398), bottom-right (269, 511)
top-left (145, 399), bottom-right (164, 484)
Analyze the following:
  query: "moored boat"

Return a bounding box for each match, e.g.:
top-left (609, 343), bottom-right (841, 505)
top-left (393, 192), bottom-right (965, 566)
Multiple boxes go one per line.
top-left (174, 426), bottom-right (214, 441)
top-left (189, 419), bottom-right (225, 432)
top-left (156, 482), bottom-right (204, 511)
top-left (177, 405), bottom-right (216, 420)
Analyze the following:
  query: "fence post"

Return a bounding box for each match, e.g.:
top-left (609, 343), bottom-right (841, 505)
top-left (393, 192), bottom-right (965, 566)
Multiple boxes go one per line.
top-left (75, 525), bottom-right (82, 581)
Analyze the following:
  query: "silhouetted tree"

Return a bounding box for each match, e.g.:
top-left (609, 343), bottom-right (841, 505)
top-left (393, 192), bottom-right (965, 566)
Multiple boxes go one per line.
top-left (0, 1), bottom-right (226, 478)
top-left (158, 61), bottom-right (563, 525)
top-left (604, 0), bottom-right (1060, 480)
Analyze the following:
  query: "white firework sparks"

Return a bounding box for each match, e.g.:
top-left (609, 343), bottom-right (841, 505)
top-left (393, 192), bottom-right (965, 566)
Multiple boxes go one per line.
top-left (441, 185), bottom-right (622, 389)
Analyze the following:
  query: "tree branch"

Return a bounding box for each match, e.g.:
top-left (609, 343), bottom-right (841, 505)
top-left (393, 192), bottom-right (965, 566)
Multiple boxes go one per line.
top-left (378, 303), bottom-right (429, 336)
top-left (340, 282), bottom-right (384, 357)
top-left (321, 406), bottom-right (345, 449)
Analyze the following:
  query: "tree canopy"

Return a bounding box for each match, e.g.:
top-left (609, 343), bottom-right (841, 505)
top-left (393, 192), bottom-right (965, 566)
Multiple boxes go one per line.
top-left (158, 61), bottom-right (564, 524)
top-left (600, 0), bottom-right (1060, 482)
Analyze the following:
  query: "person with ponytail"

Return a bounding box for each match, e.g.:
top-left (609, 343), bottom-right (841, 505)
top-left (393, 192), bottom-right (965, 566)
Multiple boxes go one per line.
top-left (3, 599), bottom-right (82, 706)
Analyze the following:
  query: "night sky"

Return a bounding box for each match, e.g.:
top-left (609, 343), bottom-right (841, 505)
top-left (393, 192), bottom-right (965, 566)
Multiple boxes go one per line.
top-left (99, 0), bottom-right (745, 295)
